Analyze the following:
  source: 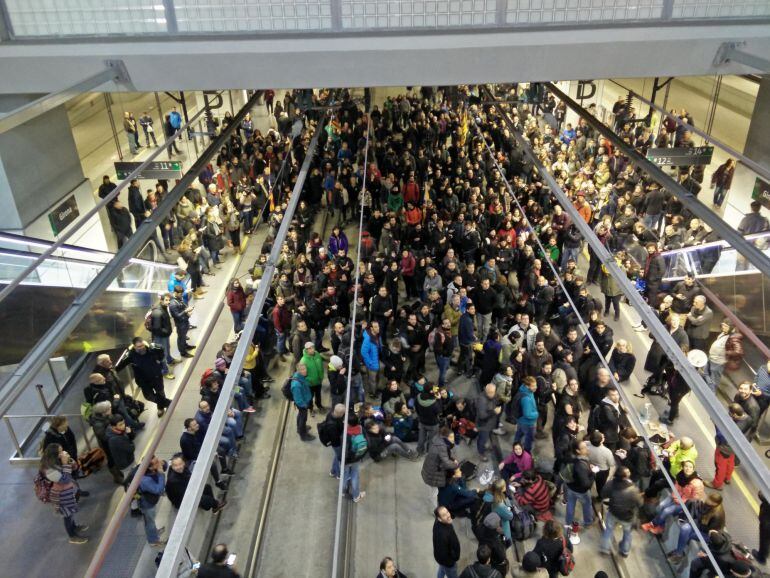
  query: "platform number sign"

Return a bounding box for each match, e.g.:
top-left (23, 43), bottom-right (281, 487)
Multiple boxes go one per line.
top-left (646, 146), bottom-right (714, 167)
top-left (114, 161), bottom-right (183, 181)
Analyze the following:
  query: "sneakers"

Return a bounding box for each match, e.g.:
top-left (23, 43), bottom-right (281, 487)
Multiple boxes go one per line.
top-left (703, 480), bottom-right (722, 490)
top-left (641, 522), bottom-right (664, 535)
top-left (243, 406), bottom-right (256, 413)
top-left (492, 427), bottom-right (506, 435)
top-left (215, 480), bottom-right (230, 491)
top-left (157, 408), bottom-right (166, 418)
top-left (69, 536), bottom-right (89, 544)
top-left (212, 501), bottom-right (227, 514)
top-left (149, 540), bottom-right (167, 547)
top-left (76, 525), bottom-right (89, 533)
top-left (168, 358), bottom-right (181, 365)
top-left (353, 491), bottom-right (366, 503)
top-left (300, 433), bottom-right (316, 442)
top-left (165, 373), bottom-right (176, 380)
top-left (181, 352), bottom-right (195, 358)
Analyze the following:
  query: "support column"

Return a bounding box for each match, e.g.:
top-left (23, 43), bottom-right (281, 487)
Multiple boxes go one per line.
top-left (744, 75), bottom-right (770, 168)
top-left (0, 96), bottom-right (108, 248)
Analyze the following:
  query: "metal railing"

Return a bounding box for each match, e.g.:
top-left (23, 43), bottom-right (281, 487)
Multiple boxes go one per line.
top-left (1, 0), bottom-right (768, 39)
top-left (4, 412), bottom-right (93, 464)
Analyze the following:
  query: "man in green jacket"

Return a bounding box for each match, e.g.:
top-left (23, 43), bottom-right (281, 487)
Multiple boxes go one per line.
top-left (300, 342), bottom-right (325, 414)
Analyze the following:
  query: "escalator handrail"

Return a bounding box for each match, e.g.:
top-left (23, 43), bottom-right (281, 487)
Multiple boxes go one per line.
top-left (658, 230), bottom-right (770, 258)
top-left (0, 95), bottom-right (222, 307)
top-left (0, 231), bottom-right (176, 270)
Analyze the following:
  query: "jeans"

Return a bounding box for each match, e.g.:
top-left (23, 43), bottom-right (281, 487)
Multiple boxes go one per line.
top-left (314, 328), bottom-right (325, 351)
top-left (140, 504), bottom-right (161, 543)
top-left (343, 462), bottom-right (361, 499)
top-left (513, 423), bottom-right (535, 453)
top-left (652, 496), bottom-right (682, 527)
top-left (175, 321), bottom-right (191, 355)
top-left (600, 511), bottom-right (633, 555)
top-left (127, 133), bottom-right (138, 154)
top-left (351, 373), bottom-right (365, 404)
top-left (153, 334), bottom-right (175, 365)
top-left (713, 185), bottom-right (728, 207)
top-left (229, 411), bottom-right (243, 438)
top-left (231, 310), bottom-right (244, 333)
top-left (476, 313), bottom-right (492, 342)
top-left (276, 330), bottom-right (287, 354)
top-left (64, 515), bottom-right (78, 537)
top-left (707, 361), bottom-right (724, 391)
top-left (143, 128), bottom-right (158, 146)
top-left (457, 344), bottom-right (473, 375)
top-left (365, 368), bottom-right (380, 397)
top-left (437, 564), bottom-right (458, 578)
top-left (436, 354), bottom-right (451, 387)
top-left (674, 522), bottom-right (696, 555)
top-left (331, 445), bottom-right (342, 478)
top-left (477, 430), bottom-right (491, 456)
top-left (565, 487), bottom-right (594, 526)
top-left (561, 246), bottom-right (580, 271)
top-left (418, 422), bottom-right (438, 454)
top-left (297, 406), bottom-right (308, 436)
top-left (381, 437), bottom-right (414, 458)
top-left (643, 213), bottom-right (662, 232)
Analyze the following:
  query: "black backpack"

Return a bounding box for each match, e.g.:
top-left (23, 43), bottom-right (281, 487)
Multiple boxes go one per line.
top-left (470, 497), bottom-right (493, 540)
top-left (510, 501), bottom-right (536, 541)
top-left (507, 390), bottom-right (524, 425)
top-left (281, 377), bottom-right (296, 401)
top-left (317, 416), bottom-right (338, 447)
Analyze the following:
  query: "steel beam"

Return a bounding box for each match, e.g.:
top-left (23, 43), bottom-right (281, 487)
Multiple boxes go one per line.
top-left (0, 91), bottom-right (221, 306)
top-left (80, 90), bottom-right (263, 577)
top-left (714, 41), bottom-right (770, 71)
top-left (629, 87), bottom-right (770, 183)
top-left (483, 86), bottom-right (770, 504)
top-left (544, 81), bottom-right (770, 282)
top-left (155, 108), bottom-right (329, 578)
top-left (0, 62), bottom-right (127, 134)
top-left (0, 92), bottom-right (259, 425)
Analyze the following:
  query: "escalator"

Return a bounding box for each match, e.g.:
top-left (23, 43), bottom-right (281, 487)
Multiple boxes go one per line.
top-left (0, 232), bottom-right (177, 365)
top-left (660, 231), bottom-right (770, 342)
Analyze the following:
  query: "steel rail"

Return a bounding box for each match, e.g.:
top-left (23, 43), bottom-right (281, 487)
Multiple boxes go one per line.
top-left (331, 109), bottom-right (371, 578)
top-left (543, 82), bottom-right (770, 282)
top-left (0, 90), bottom-right (225, 306)
top-left (485, 83), bottom-right (770, 510)
top-left (155, 106), bottom-right (330, 578)
top-left (0, 64), bottom-right (124, 134)
top-left (80, 90), bottom-right (262, 578)
top-left (476, 92), bottom-right (724, 575)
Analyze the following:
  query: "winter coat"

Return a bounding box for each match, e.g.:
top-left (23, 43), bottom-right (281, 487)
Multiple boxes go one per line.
top-left (433, 520), bottom-right (461, 567)
top-left (226, 287), bottom-right (247, 312)
top-left (290, 372), bottom-right (312, 408)
top-left (601, 476), bottom-right (643, 521)
top-left (421, 435), bottom-right (457, 488)
top-left (300, 351), bottom-right (325, 387)
top-left (361, 329), bottom-right (382, 371)
top-left (476, 394), bottom-right (500, 432)
top-left (516, 384), bottom-right (539, 427)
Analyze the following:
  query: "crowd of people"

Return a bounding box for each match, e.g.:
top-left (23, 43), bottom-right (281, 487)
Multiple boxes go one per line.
top-left (32, 85), bottom-right (770, 578)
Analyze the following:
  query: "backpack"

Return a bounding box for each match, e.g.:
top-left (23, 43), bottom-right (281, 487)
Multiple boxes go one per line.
top-left (80, 401), bottom-right (93, 421)
top-left (33, 471), bottom-right (53, 503)
top-left (78, 447), bottom-right (107, 477)
top-left (281, 377), bottom-right (296, 401)
top-left (317, 417), bottom-right (338, 447)
top-left (144, 309), bottom-right (153, 332)
top-left (200, 368), bottom-right (215, 388)
top-left (558, 536), bottom-right (575, 575)
top-left (559, 461), bottom-right (575, 485)
top-left (507, 390), bottom-right (524, 425)
top-left (510, 501), bottom-right (536, 541)
top-left (586, 404), bottom-right (603, 434)
top-left (470, 498), bottom-right (493, 539)
top-left (347, 432), bottom-right (368, 460)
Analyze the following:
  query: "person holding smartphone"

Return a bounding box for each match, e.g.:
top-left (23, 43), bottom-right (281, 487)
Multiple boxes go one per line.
top-left (198, 543), bottom-right (241, 578)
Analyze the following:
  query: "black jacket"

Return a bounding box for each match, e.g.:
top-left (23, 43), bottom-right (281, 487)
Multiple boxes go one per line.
top-left (116, 345), bottom-right (165, 388)
top-left (165, 467), bottom-right (191, 508)
top-left (567, 456), bottom-right (595, 493)
top-left (601, 476), bottom-right (643, 521)
top-left (150, 305), bottom-right (173, 337)
top-left (433, 519), bottom-right (461, 567)
top-left (459, 563), bottom-right (502, 578)
top-left (42, 428), bottom-right (77, 460)
top-left (106, 428), bottom-right (135, 469)
top-left (180, 430), bottom-right (204, 461)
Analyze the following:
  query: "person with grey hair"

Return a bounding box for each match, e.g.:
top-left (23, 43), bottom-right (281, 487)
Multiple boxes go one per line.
top-left (89, 401), bottom-right (124, 483)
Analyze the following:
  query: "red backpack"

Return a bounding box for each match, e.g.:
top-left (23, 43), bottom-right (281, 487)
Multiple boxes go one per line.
top-left (200, 368), bottom-right (214, 388)
top-left (34, 471), bottom-right (53, 503)
top-left (558, 536), bottom-right (575, 575)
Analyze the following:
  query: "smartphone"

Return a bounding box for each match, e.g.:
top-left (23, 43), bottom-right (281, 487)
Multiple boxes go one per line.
top-left (226, 554), bottom-right (237, 566)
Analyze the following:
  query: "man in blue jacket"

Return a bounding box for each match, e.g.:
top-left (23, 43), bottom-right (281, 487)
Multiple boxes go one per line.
top-left (513, 376), bottom-right (539, 453)
top-left (361, 321), bottom-right (382, 398)
top-left (290, 363), bottom-right (315, 442)
top-left (138, 455), bottom-right (167, 546)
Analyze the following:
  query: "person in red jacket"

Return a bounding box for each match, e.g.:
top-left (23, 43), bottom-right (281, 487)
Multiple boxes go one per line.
top-left (272, 296), bottom-right (292, 357)
top-left (405, 203), bottom-right (423, 227)
top-left (400, 249), bottom-right (417, 298)
top-left (403, 173), bottom-right (421, 206)
top-left (226, 278), bottom-right (247, 332)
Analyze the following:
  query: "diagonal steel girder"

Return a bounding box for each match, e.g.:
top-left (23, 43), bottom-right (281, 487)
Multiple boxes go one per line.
top-left (544, 81), bottom-right (770, 282)
top-left (0, 91), bottom-right (262, 422)
top-left (483, 85), bottom-right (770, 505)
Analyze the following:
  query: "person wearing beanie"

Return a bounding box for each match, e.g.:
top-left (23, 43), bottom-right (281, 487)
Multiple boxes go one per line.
top-left (328, 355), bottom-right (347, 408)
